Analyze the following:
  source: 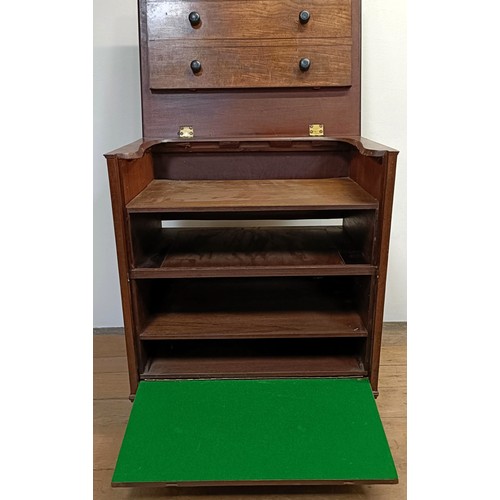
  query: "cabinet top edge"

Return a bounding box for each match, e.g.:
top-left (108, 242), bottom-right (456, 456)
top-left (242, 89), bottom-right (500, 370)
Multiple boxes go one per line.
top-left (104, 136), bottom-right (398, 160)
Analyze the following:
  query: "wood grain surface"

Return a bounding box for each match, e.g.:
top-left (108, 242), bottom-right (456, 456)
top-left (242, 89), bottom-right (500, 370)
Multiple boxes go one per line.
top-left (149, 40), bottom-right (351, 89)
top-left (120, 154), bottom-right (154, 205)
top-left (140, 302), bottom-right (367, 340)
top-left (130, 226), bottom-right (375, 278)
top-left (126, 178), bottom-right (378, 212)
top-left (138, 0), bottom-right (361, 136)
top-left (143, 353), bottom-right (366, 379)
top-left (106, 158), bottom-right (142, 395)
top-left (147, 0), bottom-right (352, 40)
top-left (143, 88), bottom-right (362, 137)
top-left (135, 276), bottom-right (368, 340)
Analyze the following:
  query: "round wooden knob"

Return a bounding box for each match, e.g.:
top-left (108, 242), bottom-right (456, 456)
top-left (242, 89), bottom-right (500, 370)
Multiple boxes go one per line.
top-left (299, 58), bottom-right (311, 71)
top-left (189, 11), bottom-right (201, 26)
top-left (190, 60), bottom-right (202, 74)
top-left (299, 10), bottom-right (310, 24)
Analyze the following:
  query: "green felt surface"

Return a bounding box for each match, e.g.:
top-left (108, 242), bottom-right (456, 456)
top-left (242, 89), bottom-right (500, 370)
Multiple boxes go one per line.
top-left (112, 378), bottom-right (397, 484)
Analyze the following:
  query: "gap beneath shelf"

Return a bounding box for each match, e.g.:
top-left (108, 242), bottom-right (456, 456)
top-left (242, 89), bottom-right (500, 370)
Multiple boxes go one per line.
top-left (130, 226), bottom-right (375, 278)
top-left (141, 338), bottom-right (367, 379)
top-left (136, 277), bottom-right (370, 339)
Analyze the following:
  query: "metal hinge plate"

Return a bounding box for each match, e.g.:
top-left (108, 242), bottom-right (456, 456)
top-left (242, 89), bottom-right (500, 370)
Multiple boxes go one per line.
top-left (309, 123), bottom-right (324, 137)
top-left (178, 126), bottom-right (194, 139)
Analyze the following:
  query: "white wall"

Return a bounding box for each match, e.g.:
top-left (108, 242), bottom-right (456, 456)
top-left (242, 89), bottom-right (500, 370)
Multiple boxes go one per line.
top-left (362, 0), bottom-right (407, 320)
top-left (94, 0), bottom-right (142, 326)
top-left (93, 0), bottom-right (407, 326)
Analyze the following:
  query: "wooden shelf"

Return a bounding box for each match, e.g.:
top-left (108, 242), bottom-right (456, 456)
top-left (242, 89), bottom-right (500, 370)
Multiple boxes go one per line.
top-left (131, 226), bottom-right (375, 278)
top-left (141, 338), bottom-right (366, 379)
top-left (142, 355), bottom-right (366, 379)
top-left (138, 277), bottom-right (368, 339)
top-left (126, 178), bottom-right (378, 213)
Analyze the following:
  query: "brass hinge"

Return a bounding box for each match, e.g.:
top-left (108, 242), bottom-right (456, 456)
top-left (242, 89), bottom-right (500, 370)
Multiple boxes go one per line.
top-left (309, 123), bottom-right (324, 137)
top-left (178, 126), bottom-right (194, 139)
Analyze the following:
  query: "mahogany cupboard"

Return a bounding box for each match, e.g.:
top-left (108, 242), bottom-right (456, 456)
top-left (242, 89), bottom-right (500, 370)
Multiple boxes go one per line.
top-left (105, 0), bottom-right (399, 487)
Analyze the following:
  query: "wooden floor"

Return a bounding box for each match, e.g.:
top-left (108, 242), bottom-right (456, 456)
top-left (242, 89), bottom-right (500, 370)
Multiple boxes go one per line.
top-left (94, 323), bottom-right (406, 499)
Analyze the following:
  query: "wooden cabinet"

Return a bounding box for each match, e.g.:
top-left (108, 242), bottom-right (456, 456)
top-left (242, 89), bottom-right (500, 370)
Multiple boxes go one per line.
top-left (105, 0), bottom-right (399, 488)
top-left (107, 137), bottom-right (397, 395)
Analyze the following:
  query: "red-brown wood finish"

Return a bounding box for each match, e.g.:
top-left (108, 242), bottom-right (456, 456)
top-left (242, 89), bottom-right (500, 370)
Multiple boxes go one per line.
top-left (148, 40), bottom-right (352, 89)
top-left (105, 0), bottom-right (397, 407)
top-left (106, 158), bottom-right (140, 395)
top-left (146, 0), bottom-right (352, 41)
top-left (138, 1), bottom-right (361, 137)
top-left (126, 178), bottom-right (378, 212)
top-left (105, 138), bottom-right (397, 396)
top-left (104, 0), bottom-right (399, 486)
top-left (105, 151), bottom-right (155, 395)
top-left (366, 152), bottom-right (398, 391)
top-left (135, 276), bottom-right (369, 340)
top-left (142, 354), bottom-right (366, 379)
top-left (105, 136), bottom-right (396, 159)
top-left (128, 225), bottom-right (376, 278)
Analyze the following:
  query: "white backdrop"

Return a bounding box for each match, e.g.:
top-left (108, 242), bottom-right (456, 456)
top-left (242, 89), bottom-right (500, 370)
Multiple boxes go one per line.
top-left (93, 0), bottom-right (407, 326)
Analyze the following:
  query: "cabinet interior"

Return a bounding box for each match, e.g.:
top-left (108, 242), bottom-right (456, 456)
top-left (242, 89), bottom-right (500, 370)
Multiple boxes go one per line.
top-left (133, 275), bottom-right (372, 379)
top-left (112, 138), bottom-right (391, 392)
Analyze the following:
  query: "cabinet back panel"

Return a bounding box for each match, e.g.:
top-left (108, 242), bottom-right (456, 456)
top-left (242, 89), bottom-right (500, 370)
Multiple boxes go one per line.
top-left (153, 151), bottom-right (350, 180)
top-left (143, 89), bottom-right (360, 138)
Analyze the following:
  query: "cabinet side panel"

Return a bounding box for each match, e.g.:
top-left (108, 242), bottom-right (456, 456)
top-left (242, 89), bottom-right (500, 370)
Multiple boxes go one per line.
top-left (349, 154), bottom-right (384, 263)
top-left (343, 211), bottom-right (376, 264)
top-left (368, 152), bottom-right (398, 392)
top-left (106, 157), bottom-right (142, 396)
top-left (349, 154), bottom-right (384, 200)
top-left (122, 153), bottom-right (154, 204)
top-left (349, 151), bottom-right (397, 391)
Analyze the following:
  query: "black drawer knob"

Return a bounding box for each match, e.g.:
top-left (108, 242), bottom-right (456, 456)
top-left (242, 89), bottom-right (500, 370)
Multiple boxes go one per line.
top-left (190, 60), bottom-right (202, 74)
top-left (189, 11), bottom-right (201, 26)
top-left (299, 10), bottom-right (310, 24)
top-left (299, 58), bottom-right (311, 71)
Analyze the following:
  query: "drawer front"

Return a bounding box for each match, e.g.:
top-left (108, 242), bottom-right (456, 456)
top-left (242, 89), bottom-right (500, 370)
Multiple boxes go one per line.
top-left (147, 0), bottom-right (352, 40)
top-left (148, 41), bottom-right (352, 89)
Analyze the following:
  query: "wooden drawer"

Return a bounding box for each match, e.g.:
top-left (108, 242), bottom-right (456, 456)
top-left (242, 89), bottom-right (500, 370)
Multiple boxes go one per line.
top-left (148, 40), bottom-right (352, 89)
top-left (147, 0), bottom-right (352, 40)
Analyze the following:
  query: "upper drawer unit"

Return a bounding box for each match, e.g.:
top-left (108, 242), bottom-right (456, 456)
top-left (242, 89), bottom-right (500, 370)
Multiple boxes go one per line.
top-left (149, 40), bottom-right (351, 89)
top-left (145, 0), bottom-right (353, 90)
top-left (147, 0), bottom-right (352, 40)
